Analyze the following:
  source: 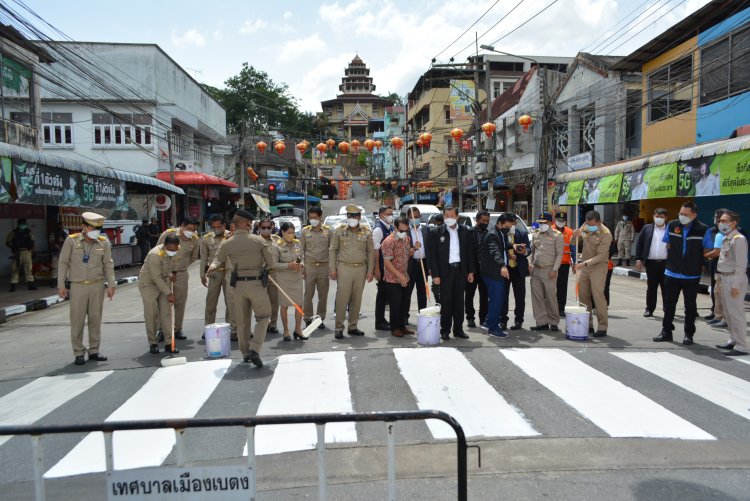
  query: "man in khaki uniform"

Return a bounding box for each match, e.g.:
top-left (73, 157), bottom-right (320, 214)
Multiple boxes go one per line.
top-left (614, 214), bottom-right (634, 266)
top-left (574, 210), bottom-right (613, 337)
top-left (139, 234), bottom-right (180, 355)
top-left (258, 219), bottom-right (281, 334)
top-left (209, 209), bottom-right (275, 367)
top-left (714, 210), bottom-right (748, 357)
top-left (528, 212), bottom-right (564, 331)
top-left (300, 206), bottom-right (332, 330)
top-left (329, 204), bottom-right (374, 339)
top-left (157, 218), bottom-right (200, 339)
top-left (57, 212), bottom-right (116, 366)
top-left (201, 214), bottom-right (236, 340)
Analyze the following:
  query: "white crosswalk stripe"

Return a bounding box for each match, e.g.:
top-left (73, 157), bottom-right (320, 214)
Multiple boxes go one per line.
top-left (614, 352), bottom-right (750, 421)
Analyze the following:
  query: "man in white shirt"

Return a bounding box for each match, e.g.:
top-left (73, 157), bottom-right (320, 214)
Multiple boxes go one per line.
top-left (404, 206), bottom-right (430, 324)
top-left (635, 208), bottom-right (669, 317)
top-left (372, 206), bottom-right (395, 330)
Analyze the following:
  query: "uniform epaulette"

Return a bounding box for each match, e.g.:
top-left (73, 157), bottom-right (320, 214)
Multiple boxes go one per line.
top-left (203, 233), bottom-right (213, 239)
top-left (191, 233), bottom-right (199, 240)
top-left (733, 234), bottom-right (744, 239)
top-left (157, 249), bottom-right (166, 257)
top-left (97, 235), bottom-right (107, 241)
top-left (303, 225), bottom-right (311, 230)
top-left (69, 233), bottom-right (80, 238)
top-left (167, 228), bottom-right (177, 233)
top-left (322, 224), bottom-right (331, 230)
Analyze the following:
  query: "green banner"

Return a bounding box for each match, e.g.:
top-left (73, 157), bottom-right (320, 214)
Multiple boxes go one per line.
top-left (0, 157), bottom-right (11, 204)
top-left (713, 150), bottom-right (750, 195)
top-left (644, 162), bottom-right (677, 199)
top-left (596, 173), bottom-right (623, 203)
top-left (2, 56), bottom-right (31, 93)
top-left (555, 179), bottom-right (584, 205)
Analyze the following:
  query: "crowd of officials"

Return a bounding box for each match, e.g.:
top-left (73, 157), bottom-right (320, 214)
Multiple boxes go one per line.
top-left (51, 199), bottom-right (748, 368)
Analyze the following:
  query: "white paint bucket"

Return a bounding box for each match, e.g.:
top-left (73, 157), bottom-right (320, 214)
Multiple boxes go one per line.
top-left (420, 304), bottom-right (441, 316)
top-left (564, 306), bottom-right (589, 341)
top-left (417, 314), bottom-right (441, 346)
top-left (204, 323), bottom-right (231, 358)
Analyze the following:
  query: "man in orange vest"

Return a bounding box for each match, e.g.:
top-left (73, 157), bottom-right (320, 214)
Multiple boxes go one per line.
top-left (554, 211), bottom-right (576, 317)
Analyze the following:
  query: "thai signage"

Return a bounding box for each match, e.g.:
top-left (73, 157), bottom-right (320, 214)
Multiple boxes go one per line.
top-left (106, 465), bottom-right (252, 500)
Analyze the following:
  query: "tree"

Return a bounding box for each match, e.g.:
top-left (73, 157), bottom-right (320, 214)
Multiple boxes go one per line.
top-left (380, 92), bottom-right (403, 107)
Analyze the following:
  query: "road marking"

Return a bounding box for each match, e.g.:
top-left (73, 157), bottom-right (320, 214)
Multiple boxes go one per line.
top-left (45, 360), bottom-right (230, 478)
top-left (735, 357), bottom-right (750, 367)
top-left (394, 347), bottom-right (539, 439)
top-left (502, 348), bottom-right (713, 440)
top-left (0, 371), bottom-right (113, 447)
top-left (247, 352), bottom-right (356, 456)
top-left (614, 352), bottom-right (750, 422)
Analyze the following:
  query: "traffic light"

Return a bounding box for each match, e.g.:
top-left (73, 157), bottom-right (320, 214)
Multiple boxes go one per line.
top-left (268, 183), bottom-right (277, 206)
top-left (398, 185), bottom-right (407, 197)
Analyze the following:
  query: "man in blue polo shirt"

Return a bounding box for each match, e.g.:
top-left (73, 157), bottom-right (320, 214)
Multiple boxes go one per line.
top-left (653, 201), bottom-right (710, 345)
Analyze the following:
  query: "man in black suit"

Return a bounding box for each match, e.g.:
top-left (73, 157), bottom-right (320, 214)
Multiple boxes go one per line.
top-left (635, 208), bottom-right (669, 317)
top-left (404, 206), bottom-right (431, 324)
top-left (428, 205), bottom-right (475, 340)
top-left (499, 213), bottom-right (530, 330)
top-left (465, 210), bottom-right (490, 328)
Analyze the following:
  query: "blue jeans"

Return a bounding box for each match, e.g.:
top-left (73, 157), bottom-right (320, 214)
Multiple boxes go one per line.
top-left (483, 275), bottom-right (506, 330)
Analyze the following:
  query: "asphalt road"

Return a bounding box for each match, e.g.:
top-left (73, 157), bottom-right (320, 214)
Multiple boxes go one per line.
top-left (1, 197), bottom-right (749, 501)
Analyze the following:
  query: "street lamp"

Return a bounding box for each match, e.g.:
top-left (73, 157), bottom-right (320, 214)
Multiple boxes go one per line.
top-left (480, 44), bottom-right (539, 67)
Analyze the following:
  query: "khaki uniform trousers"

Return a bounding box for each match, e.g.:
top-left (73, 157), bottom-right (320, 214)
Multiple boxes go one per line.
top-left (719, 273), bottom-right (748, 352)
top-left (173, 270), bottom-right (189, 331)
top-left (578, 263), bottom-right (609, 331)
top-left (233, 280), bottom-right (271, 356)
top-left (50, 253), bottom-right (60, 280)
top-left (617, 240), bottom-right (632, 261)
top-left (335, 264), bottom-right (366, 331)
top-left (304, 263), bottom-right (330, 321)
top-left (530, 266), bottom-right (560, 326)
top-left (69, 282), bottom-right (105, 357)
top-left (11, 249), bottom-right (34, 284)
top-left (714, 274), bottom-right (724, 320)
top-left (205, 270), bottom-right (234, 330)
top-left (268, 277), bottom-right (279, 329)
top-left (139, 284), bottom-right (173, 346)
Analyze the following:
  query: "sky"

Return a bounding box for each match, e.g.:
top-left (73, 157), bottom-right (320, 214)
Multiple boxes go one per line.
top-left (21, 0), bottom-right (712, 113)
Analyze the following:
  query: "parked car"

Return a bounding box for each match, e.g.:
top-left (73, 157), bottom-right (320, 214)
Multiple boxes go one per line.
top-left (400, 204), bottom-right (441, 224)
top-left (273, 216), bottom-right (303, 237)
top-left (458, 211), bottom-right (530, 234)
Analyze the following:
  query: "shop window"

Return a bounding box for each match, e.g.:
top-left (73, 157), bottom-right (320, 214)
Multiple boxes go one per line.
top-left (700, 25), bottom-right (750, 105)
top-left (92, 112), bottom-right (152, 147)
top-left (40, 112), bottom-right (73, 147)
top-left (648, 56), bottom-right (693, 123)
top-left (444, 106), bottom-right (451, 124)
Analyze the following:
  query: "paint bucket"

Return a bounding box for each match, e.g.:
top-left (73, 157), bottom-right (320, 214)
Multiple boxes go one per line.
top-left (564, 306), bottom-right (589, 341)
top-left (417, 314), bottom-right (441, 346)
top-left (419, 304), bottom-right (441, 316)
top-left (204, 323), bottom-right (231, 358)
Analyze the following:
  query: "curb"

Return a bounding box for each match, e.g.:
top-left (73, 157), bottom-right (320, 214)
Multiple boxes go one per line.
top-left (0, 276), bottom-right (139, 323)
top-left (612, 266), bottom-right (750, 301)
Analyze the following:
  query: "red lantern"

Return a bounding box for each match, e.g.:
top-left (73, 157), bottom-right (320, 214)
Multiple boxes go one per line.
top-left (364, 139), bottom-right (375, 152)
top-left (359, 180), bottom-right (367, 186)
top-left (390, 137), bottom-right (404, 150)
top-left (420, 132), bottom-right (432, 146)
top-left (416, 138), bottom-right (424, 148)
top-left (326, 138), bottom-right (336, 150)
top-left (338, 141), bottom-right (350, 154)
top-left (351, 139), bottom-right (360, 152)
top-left (518, 114), bottom-right (533, 132)
top-left (411, 181), bottom-right (417, 187)
top-left (274, 141), bottom-right (285, 154)
top-left (376, 180), bottom-right (381, 186)
top-left (256, 141), bottom-right (267, 153)
top-left (316, 142), bottom-right (327, 153)
top-left (374, 140), bottom-right (383, 149)
top-left (481, 122), bottom-right (496, 138)
top-left (296, 142), bottom-right (307, 154)
top-left (450, 128), bottom-right (464, 141)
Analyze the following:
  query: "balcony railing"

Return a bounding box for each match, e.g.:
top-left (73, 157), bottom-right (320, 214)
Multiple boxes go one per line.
top-left (0, 118), bottom-right (38, 149)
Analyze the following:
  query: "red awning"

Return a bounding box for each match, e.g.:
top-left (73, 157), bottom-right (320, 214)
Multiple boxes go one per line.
top-left (155, 171), bottom-right (238, 188)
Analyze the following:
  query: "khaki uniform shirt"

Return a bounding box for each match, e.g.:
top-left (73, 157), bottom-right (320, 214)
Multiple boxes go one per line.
top-left (615, 221), bottom-right (634, 243)
top-left (200, 231), bottom-right (231, 278)
top-left (138, 244), bottom-right (177, 295)
top-left (300, 224), bottom-right (332, 264)
top-left (717, 230), bottom-right (748, 288)
top-left (157, 227), bottom-right (200, 271)
top-left (57, 233), bottom-right (116, 288)
top-left (329, 225), bottom-right (374, 273)
top-left (529, 229), bottom-right (564, 270)
top-left (211, 228), bottom-right (275, 275)
top-left (580, 225), bottom-right (613, 267)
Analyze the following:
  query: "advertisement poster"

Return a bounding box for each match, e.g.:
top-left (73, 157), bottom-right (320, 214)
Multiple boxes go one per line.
top-left (12, 160), bottom-right (74, 206)
top-left (594, 173), bottom-right (623, 203)
top-left (555, 179), bottom-right (584, 205)
top-left (0, 156), bottom-right (12, 204)
top-left (644, 162), bottom-right (677, 199)
top-left (712, 150), bottom-right (750, 195)
top-left (620, 169), bottom-right (649, 201)
top-left (677, 156), bottom-right (717, 197)
top-left (79, 174), bottom-right (128, 210)
top-left (449, 80), bottom-right (475, 121)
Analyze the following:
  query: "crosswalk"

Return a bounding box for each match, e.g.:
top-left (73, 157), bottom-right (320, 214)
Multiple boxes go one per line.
top-left (1, 347), bottom-right (749, 481)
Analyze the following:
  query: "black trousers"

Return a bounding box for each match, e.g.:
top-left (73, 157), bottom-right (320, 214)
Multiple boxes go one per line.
top-left (709, 259), bottom-right (717, 313)
top-left (556, 264), bottom-right (570, 315)
top-left (405, 259), bottom-right (428, 322)
top-left (501, 267), bottom-right (526, 325)
top-left (662, 276), bottom-right (700, 336)
top-left (386, 282), bottom-right (409, 330)
top-left (644, 260), bottom-right (667, 314)
top-left (439, 265), bottom-right (466, 334)
top-left (605, 269), bottom-right (613, 305)
top-left (375, 278), bottom-right (388, 325)
top-left (465, 272), bottom-right (488, 323)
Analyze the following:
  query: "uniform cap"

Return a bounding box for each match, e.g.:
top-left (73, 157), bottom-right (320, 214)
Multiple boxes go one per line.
top-left (536, 211), bottom-right (554, 223)
top-left (82, 212), bottom-right (105, 228)
top-left (235, 209), bottom-right (254, 221)
top-left (345, 204), bottom-right (361, 215)
top-left (555, 211), bottom-right (567, 220)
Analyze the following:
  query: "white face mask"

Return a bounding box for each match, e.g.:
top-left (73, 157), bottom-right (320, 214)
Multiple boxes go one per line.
top-left (86, 230), bottom-right (100, 239)
top-left (654, 217), bottom-right (665, 226)
top-left (260, 228), bottom-right (272, 236)
top-left (309, 218), bottom-right (320, 227)
top-left (410, 218), bottom-right (420, 226)
top-left (539, 223), bottom-right (550, 233)
top-left (622, 215), bottom-right (629, 221)
top-left (509, 225), bottom-right (516, 234)
top-left (213, 228), bottom-right (224, 236)
top-left (678, 215), bottom-right (692, 225)
top-left (182, 230), bottom-right (194, 238)
top-left (347, 218), bottom-right (359, 228)
top-left (384, 215), bottom-right (394, 224)
top-left (396, 231), bottom-right (407, 239)
top-left (718, 222), bottom-right (731, 234)
top-left (166, 250), bottom-right (177, 257)
top-left (444, 217), bottom-right (457, 227)
top-left (555, 220), bottom-right (565, 228)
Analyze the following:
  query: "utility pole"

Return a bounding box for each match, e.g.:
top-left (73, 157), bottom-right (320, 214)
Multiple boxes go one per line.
top-left (540, 68), bottom-right (550, 214)
top-left (239, 125), bottom-right (246, 209)
top-left (167, 130), bottom-right (177, 227)
top-left (485, 56), bottom-right (494, 210)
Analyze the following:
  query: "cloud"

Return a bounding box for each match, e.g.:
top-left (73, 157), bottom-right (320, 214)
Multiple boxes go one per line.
top-left (171, 29), bottom-right (206, 48)
top-left (279, 33), bottom-right (327, 63)
top-left (283, 11), bottom-right (293, 19)
top-left (239, 19), bottom-right (267, 34)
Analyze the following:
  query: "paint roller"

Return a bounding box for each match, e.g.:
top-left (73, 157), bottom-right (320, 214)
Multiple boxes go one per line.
top-left (267, 275), bottom-right (321, 337)
top-left (412, 220), bottom-right (441, 316)
top-left (162, 283), bottom-right (187, 367)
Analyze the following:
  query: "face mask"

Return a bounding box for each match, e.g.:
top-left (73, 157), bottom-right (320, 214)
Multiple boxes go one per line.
top-left (18, 224), bottom-right (27, 230)
top-left (555, 220), bottom-right (565, 228)
top-left (260, 229), bottom-right (272, 236)
top-left (678, 215), bottom-right (692, 225)
top-left (477, 222), bottom-right (488, 231)
top-left (718, 223), bottom-right (731, 234)
top-left (396, 231), bottom-right (407, 239)
top-left (500, 226), bottom-right (510, 233)
top-left (654, 217), bottom-right (665, 226)
top-left (213, 228), bottom-right (224, 236)
top-left (166, 250), bottom-right (177, 257)
top-left (586, 224), bottom-right (599, 232)
top-left (86, 230), bottom-right (100, 239)
top-left (444, 218), bottom-right (457, 227)
top-left (510, 225), bottom-right (516, 234)
top-left (410, 219), bottom-right (420, 226)
top-left (384, 215), bottom-right (394, 224)
top-left (283, 233), bottom-right (295, 242)
top-left (310, 219), bottom-right (320, 227)
top-left (622, 215), bottom-right (629, 221)
top-left (347, 218), bottom-right (359, 228)
top-left (539, 224), bottom-right (550, 233)
top-left (182, 230), bottom-right (194, 238)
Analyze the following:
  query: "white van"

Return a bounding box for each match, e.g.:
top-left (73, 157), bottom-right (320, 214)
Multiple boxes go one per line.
top-left (400, 204), bottom-right (441, 224)
top-left (458, 211), bottom-right (530, 234)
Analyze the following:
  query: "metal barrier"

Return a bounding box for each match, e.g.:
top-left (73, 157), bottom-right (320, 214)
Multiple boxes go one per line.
top-left (0, 410), bottom-right (468, 501)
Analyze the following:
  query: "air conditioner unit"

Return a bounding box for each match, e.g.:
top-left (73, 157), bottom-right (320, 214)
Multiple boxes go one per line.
top-left (173, 161), bottom-right (194, 171)
top-left (473, 153), bottom-right (488, 176)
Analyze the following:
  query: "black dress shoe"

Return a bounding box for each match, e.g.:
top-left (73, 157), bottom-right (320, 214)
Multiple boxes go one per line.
top-left (550, 325), bottom-right (559, 332)
top-left (174, 331), bottom-right (187, 340)
top-left (588, 327), bottom-right (595, 335)
top-left (9, 284), bottom-right (15, 292)
top-left (74, 355), bottom-right (85, 366)
top-left (510, 322), bottom-right (523, 331)
top-left (716, 343), bottom-right (736, 350)
top-left (682, 336), bottom-right (694, 346)
top-left (593, 330), bottom-right (607, 337)
top-left (157, 331), bottom-right (165, 343)
top-left (245, 350), bottom-right (263, 367)
top-left (318, 322), bottom-right (326, 330)
top-left (653, 331), bottom-right (673, 342)
top-left (375, 322), bottom-right (391, 331)
top-left (530, 324), bottom-right (549, 331)
top-left (454, 331), bottom-right (469, 339)
top-left (560, 311), bottom-right (566, 318)
top-left (164, 345), bottom-right (180, 354)
top-left (466, 319), bottom-right (477, 328)
top-left (334, 331), bottom-right (344, 340)
top-left (441, 332), bottom-right (450, 341)
top-left (643, 310), bottom-right (653, 317)
top-left (88, 353), bottom-right (107, 362)
top-left (267, 326), bottom-right (279, 334)
top-left (704, 313), bottom-right (715, 321)
top-left (500, 323), bottom-right (508, 331)
top-left (27, 283), bottom-right (37, 290)
top-left (724, 349), bottom-right (748, 357)
top-left (348, 329), bottom-right (365, 336)
top-left (149, 344), bottom-right (160, 354)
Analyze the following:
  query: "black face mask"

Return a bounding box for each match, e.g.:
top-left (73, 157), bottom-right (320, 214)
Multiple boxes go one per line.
top-left (477, 223), bottom-right (488, 232)
top-left (500, 226), bottom-right (510, 233)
